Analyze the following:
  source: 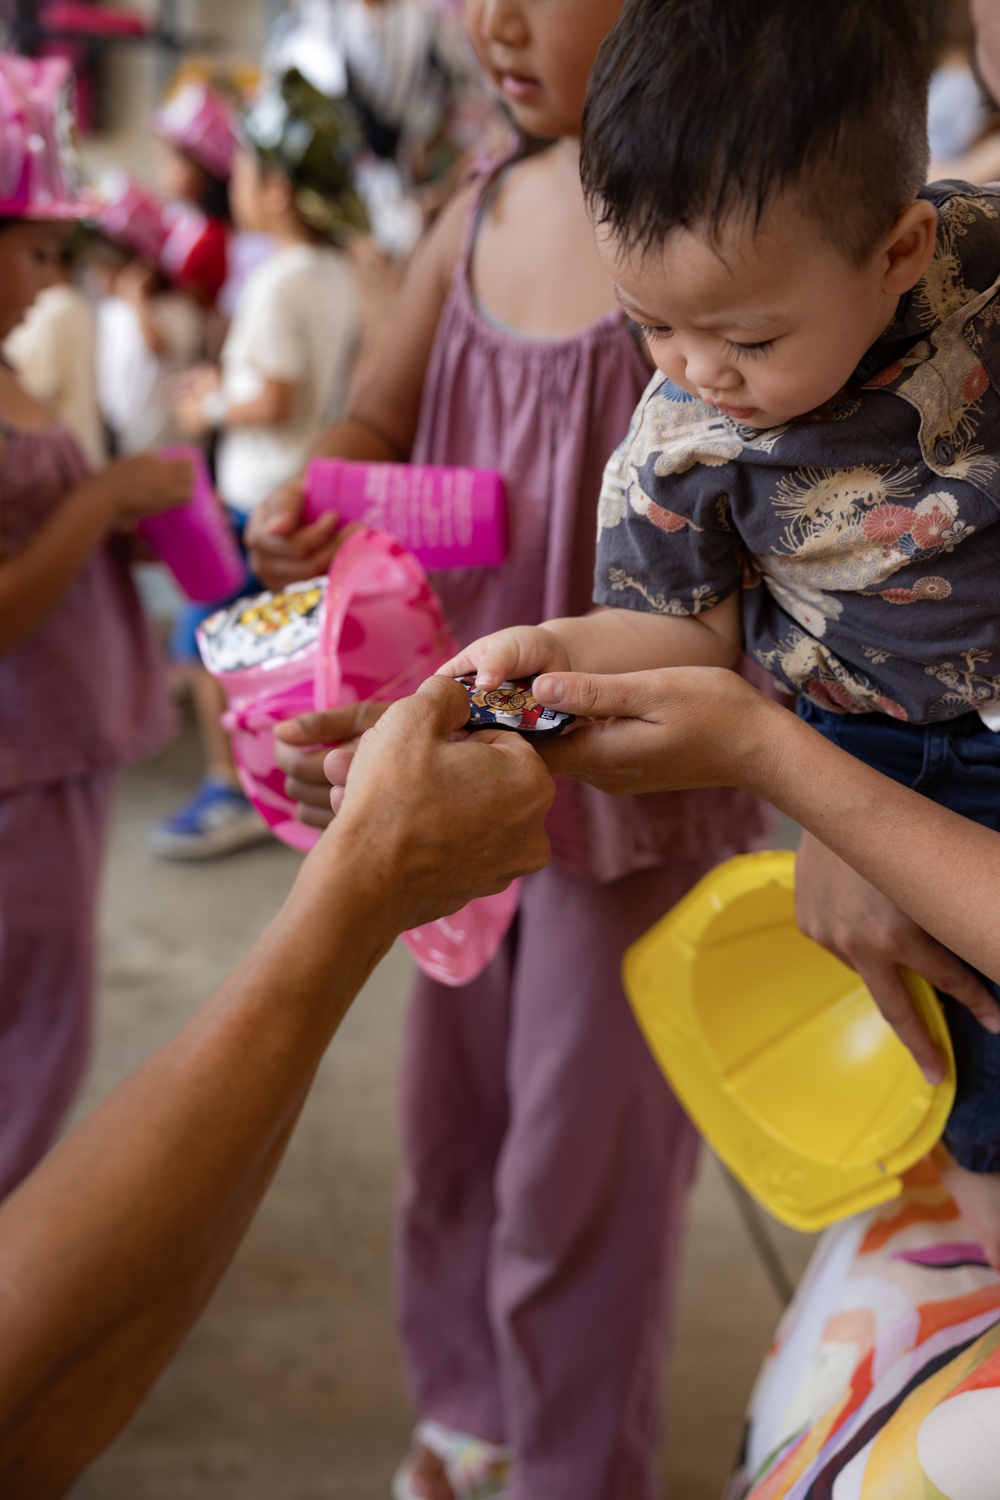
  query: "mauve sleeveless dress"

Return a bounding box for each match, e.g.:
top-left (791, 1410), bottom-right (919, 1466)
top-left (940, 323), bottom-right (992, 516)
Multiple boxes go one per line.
top-left (394, 161), bottom-right (773, 1500)
top-left (0, 414), bottom-right (174, 1196)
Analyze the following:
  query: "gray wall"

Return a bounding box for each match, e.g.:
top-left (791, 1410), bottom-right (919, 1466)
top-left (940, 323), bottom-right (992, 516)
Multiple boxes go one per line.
top-left (82, 0), bottom-right (268, 179)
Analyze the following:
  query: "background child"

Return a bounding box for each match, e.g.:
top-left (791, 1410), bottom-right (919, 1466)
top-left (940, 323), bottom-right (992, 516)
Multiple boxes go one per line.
top-left (0, 54), bottom-right (191, 1198)
top-left (90, 171), bottom-right (205, 455)
top-left (3, 228), bottom-right (106, 469)
top-left (450, 0), bottom-right (1000, 1266)
top-left (150, 71), bottom-right (366, 860)
top-left (249, 3), bottom-right (771, 1495)
top-left (154, 77), bottom-right (239, 313)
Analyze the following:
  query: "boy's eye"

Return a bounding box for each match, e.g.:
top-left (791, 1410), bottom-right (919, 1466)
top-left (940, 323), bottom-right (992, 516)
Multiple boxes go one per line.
top-left (724, 338), bottom-right (775, 359)
top-left (628, 318), bottom-right (671, 342)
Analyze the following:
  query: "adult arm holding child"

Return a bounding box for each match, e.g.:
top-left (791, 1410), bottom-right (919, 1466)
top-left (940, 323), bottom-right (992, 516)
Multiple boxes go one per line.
top-left (534, 666), bottom-right (1000, 994)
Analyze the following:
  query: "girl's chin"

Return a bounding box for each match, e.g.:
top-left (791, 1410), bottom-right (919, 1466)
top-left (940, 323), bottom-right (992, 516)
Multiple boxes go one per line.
top-left (494, 86), bottom-right (569, 138)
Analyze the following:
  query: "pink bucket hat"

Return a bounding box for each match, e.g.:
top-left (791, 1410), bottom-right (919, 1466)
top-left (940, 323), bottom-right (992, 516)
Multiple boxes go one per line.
top-left (0, 53), bottom-right (91, 219)
top-left (154, 80), bottom-right (240, 182)
top-left (93, 170), bottom-right (168, 266)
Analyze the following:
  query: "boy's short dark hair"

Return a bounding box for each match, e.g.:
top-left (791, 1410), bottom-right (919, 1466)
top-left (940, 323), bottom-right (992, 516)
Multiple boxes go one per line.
top-left (580, 0), bottom-right (932, 265)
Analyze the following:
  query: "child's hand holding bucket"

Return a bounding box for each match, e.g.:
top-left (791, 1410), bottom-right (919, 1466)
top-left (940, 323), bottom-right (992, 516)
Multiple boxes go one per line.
top-left (274, 700), bottom-right (388, 827)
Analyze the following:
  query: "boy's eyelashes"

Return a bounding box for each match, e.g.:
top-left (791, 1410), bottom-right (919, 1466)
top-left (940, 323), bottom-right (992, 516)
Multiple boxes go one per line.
top-left (627, 318), bottom-right (775, 360)
top-left (723, 337), bottom-right (775, 359)
top-left (628, 317), bottom-right (671, 341)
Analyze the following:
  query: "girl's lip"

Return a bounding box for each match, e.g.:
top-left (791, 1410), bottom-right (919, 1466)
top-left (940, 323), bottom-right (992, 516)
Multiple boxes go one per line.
top-left (499, 71), bottom-right (541, 101)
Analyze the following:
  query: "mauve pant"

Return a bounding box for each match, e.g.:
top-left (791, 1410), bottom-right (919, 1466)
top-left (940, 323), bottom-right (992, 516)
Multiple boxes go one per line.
top-left (0, 772), bottom-right (114, 1198)
top-left (396, 854), bottom-right (722, 1500)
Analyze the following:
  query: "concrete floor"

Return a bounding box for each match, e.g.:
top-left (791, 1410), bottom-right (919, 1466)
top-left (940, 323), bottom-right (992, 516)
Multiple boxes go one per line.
top-left (70, 720), bottom-right (816, 1500)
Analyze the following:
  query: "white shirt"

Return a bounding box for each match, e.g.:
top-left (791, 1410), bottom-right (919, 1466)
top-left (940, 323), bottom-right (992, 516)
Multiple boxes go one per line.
top-left (97, 292), bottom-right (204, 454)
top-left (217, 242), bottom-right (360, 514)
top-left (4, 283), bottom-right (106, 468)
top-left (928, 64), bottom-right (988, 161)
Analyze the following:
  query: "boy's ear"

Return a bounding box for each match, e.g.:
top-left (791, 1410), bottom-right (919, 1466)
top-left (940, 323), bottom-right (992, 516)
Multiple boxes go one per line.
top-left (881, 199), bottom-right (938, 295)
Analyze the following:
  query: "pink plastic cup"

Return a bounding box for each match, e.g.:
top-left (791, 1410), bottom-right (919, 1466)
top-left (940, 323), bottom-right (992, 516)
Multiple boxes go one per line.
top-left (138, 446), bottom-right (248, 602)
top-left (303, 458), bottom-right (507, 570)
top-left (198, 529), bottom-right (520, 985)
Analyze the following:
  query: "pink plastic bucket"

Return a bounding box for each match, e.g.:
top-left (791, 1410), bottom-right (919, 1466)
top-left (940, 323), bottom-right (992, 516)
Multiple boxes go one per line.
top-left (137, 445), bottom-right (248, 602)
top-left (197, 529), bottom-right (520, 985)
top-left (303, 458), bottom-right (507, 570)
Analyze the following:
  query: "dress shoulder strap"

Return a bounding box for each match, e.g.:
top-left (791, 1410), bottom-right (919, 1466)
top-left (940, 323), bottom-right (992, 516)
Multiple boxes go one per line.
top-left (457, 142), bottom-right (528, 269)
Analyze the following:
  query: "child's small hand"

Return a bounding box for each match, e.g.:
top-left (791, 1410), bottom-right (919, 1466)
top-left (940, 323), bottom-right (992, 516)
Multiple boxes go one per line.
top-left (274, 701), bottom-right (390, 826)
top-left (440, 626), bottom-right (572, 691)
top-left (172, 365), bottom-right (222, 439)
top-left (100, 454), bottom-right (195, 523)
top-left (245, 480), bottom-right (344, 590)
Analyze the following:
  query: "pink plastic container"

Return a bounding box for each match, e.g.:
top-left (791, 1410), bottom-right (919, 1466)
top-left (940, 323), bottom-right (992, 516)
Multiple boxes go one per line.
top-left (303, 458), bottom-right (507, 570)
top-left (138, 446), bottom-right (248, 602)
top-left (197, 529), bottom-right (520, 985)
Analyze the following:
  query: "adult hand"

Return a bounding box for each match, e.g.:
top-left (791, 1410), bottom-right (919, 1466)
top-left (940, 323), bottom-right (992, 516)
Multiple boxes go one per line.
top-left (795, 832), bottom-right (1000, 1084)
top-left (533, 665), bottom-right (768, 793)
top-left (311, 677), bottom-right (553, 933)
top-left (273, 700), bottom-right (389, 828)
top-left (244, 480), bottom-right (343, 591)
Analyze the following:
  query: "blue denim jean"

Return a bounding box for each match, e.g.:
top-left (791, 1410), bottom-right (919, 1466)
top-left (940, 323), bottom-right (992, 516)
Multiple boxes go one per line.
top-left (798, 698), bottom-right (1000, 1173)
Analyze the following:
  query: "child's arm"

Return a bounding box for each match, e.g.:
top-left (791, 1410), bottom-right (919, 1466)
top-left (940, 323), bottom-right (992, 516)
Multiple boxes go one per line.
top-left (245, 181), bottom-right (476, 589)
top-left (174, 366), bottom-right (297, 437)
top-left (440, 594), bottom-right (744, 687)
top-left (0, 454), bottom-right (194, 656)
top-left (117, 263), bottom-right (171, 359)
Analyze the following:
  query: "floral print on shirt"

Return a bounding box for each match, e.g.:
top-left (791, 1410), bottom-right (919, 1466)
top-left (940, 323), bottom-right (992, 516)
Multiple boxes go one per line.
top-left (594, 181), bottom-right (1000, 722)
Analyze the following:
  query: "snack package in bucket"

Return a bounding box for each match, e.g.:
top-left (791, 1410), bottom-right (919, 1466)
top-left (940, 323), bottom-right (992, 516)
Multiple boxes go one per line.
top-left (197, 529), bottom-right (521, 984)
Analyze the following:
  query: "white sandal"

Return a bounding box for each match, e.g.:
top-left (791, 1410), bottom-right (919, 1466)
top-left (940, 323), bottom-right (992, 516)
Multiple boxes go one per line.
top-left (391, 1420), bottom-right (512, 1500)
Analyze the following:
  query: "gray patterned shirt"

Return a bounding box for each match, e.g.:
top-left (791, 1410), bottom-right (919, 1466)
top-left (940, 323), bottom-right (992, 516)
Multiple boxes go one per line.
top-left (594, 181), bottom-right (1000, 722)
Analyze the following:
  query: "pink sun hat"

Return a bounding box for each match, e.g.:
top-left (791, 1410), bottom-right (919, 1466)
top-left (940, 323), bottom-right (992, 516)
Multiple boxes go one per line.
top-left (154, 79), bottom-right (240, 182)
top-left (92, 169), bottom-right (168, 266)
top-left (0, 54), bottom-right (93, 220)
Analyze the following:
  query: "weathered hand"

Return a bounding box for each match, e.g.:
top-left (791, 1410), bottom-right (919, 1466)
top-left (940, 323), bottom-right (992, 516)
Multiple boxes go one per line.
top-left (273, 701), bottom-right (390, 828)
top-left (534, 665), bottom-right (767, 793)
top-left (316, 677), bottom-right (554, 932)
top-left (795, 830), bottom-right (1000, 1084)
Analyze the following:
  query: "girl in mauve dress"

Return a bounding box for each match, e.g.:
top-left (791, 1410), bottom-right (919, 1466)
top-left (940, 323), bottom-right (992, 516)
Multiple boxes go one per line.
top-left (0, 55), bottom-right (188, 1197)
top-left (248, 4), bottom-right (774, 1496)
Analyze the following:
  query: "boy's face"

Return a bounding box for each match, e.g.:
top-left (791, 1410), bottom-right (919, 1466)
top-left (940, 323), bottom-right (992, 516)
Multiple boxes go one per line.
top-left (598, 195), bottom-right (919, 429)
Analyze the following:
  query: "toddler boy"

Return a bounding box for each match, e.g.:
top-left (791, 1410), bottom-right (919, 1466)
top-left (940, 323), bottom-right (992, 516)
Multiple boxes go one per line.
top-left (445, 0), bottom-right (1000, 1254)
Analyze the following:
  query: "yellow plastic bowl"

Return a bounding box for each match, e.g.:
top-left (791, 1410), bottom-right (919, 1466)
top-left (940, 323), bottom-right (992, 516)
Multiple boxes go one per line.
top-left (623, 851), bottom-right (956, 1231)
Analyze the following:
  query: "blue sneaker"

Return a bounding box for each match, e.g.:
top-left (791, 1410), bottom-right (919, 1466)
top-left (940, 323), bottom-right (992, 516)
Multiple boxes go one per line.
top-left (148, 776), bottom-right (271, 860)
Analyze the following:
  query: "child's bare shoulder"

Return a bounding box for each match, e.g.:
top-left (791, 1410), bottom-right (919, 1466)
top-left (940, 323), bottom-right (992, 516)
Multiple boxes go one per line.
top-left (417, 177), bottom-right (481, 295)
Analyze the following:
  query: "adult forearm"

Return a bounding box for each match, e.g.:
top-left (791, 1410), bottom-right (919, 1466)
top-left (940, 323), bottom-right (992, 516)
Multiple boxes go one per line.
top-left (746, 699), bottom-right (1000, 982)
top-left (0, 832), bottom-right (390, 1497)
